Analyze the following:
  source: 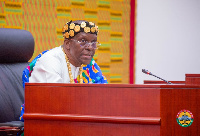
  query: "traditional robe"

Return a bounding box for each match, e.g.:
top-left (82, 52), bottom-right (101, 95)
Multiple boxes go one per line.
top-left (20, 46), bottom-right (107, 121)
top-left (29, 46), bottom-right (81, 83)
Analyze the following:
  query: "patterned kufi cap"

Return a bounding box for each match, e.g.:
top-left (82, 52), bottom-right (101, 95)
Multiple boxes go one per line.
top-left (62, 20), bottom-right (99, 39)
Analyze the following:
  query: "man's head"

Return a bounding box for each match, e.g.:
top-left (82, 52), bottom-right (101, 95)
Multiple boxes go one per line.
top-left (62, 20), bottom-right (99, 67)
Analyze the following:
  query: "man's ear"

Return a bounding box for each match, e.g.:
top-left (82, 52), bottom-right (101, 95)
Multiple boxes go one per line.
top-left (64, 39), bottom-right (70, 50)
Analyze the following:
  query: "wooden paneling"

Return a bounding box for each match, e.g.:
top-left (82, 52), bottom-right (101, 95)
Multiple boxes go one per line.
top-left (160, 86), bottom-right (200, 135)
top-left (144, 80), bottom-right (185, 84)
top-left (185, 74), bottom-right (200, 85)
top-left (24, 83), bottom-right (200, 136)
top-left (24, 84), bottom-right (160, 136)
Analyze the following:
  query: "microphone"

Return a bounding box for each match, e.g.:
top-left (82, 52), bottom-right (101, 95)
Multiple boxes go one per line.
top-left (142, 69), bottom-right (173, 84)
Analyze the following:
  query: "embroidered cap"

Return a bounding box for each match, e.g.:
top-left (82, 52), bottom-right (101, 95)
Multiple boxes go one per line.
top-left (62, 20), bottom-right (99, 39)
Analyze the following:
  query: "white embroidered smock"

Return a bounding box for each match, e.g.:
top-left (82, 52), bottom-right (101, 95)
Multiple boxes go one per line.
top-left (29, 46), bottom-right (80, 83)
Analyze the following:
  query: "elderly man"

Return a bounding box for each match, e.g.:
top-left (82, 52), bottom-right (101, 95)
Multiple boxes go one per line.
top-left (29, 20), bottom-right (107, 83)
top-left (20, 20), bottom-right (107, 122)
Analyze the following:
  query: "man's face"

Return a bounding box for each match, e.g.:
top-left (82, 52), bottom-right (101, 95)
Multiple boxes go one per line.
top-left (65, 32), bottom-right (97, 66)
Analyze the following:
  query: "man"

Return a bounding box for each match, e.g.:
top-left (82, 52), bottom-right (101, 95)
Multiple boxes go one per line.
top-left (20, 20), bottom-right (107, 122)
top-left (29, 20), bottom-right (107, 83)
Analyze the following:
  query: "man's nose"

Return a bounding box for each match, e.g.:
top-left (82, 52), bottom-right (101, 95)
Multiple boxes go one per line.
top-left (85, 42), bottom-right (95, 49)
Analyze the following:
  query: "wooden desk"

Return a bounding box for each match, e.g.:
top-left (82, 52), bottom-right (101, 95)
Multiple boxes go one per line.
top-left (143, 80), bottom-right (185, 84)
top-left (185, 74), bottom-right (200, 85)
top-left (23, 83), bottom-right (200, 136)
top-left (144, 74), bottom-right (200, 85)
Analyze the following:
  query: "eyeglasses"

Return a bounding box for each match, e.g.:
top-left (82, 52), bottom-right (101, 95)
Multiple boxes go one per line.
top-left (71, 39), bottom-right (101, 49)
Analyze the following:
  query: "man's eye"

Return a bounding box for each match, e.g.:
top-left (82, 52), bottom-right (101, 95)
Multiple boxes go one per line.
top-left (80, 39), bottom-right (86, 43)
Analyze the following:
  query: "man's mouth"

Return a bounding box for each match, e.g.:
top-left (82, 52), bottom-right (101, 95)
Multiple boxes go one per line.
top-left (82, 54), bottom-right (93, 59)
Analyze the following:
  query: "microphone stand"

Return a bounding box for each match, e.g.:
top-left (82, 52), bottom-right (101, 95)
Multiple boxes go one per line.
top-left (142, 69), bottom-right (173, 84)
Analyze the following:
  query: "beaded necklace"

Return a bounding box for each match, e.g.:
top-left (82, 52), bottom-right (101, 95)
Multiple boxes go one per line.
top-left (62, 47), bottom-right (83, 83)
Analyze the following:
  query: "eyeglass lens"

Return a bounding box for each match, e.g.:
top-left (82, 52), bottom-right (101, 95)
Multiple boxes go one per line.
top-left (80, 41), bottom-right (97, 49)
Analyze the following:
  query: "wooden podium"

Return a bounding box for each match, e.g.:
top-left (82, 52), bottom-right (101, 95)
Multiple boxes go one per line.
top-left (144, 74), bottom-right (200, 85)
top-left (23, 83), bottom-right (200, 136)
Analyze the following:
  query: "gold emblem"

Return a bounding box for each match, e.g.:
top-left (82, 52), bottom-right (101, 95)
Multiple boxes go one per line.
top-left (65, 32), bottom-right (69, 38)
top-left (95, 25), bottom-right (99, 33)
top-left (69, 23), bottom-right (75, 29)
top-left (84, 27), bottom-right (90, 33)
top-left (81, 22), bottom-right (86, 28)
top-left (69, 30), bottom-right (74, 37)
top-left (89, 22), bottom-right (94, 26)
top-left (62, 24), bottom-right (68, 32)
top-left (177, 109), bottom-right (194, 127)
top-left (74, 25), bottom-right (80, 32)
top-left (91, 27), bottom-right (96, 33)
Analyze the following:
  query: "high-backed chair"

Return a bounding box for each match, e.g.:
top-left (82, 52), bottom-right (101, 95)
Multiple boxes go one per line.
top-left (0, 28), bottom-right (34, 135)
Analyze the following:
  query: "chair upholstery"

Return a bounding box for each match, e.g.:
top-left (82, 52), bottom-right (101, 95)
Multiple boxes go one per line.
top-left (0, 28), bottom-right (34, 124)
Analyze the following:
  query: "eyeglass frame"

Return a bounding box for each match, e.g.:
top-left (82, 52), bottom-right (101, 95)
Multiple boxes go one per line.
top-left (70, 39), bottom-right (101, 49)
